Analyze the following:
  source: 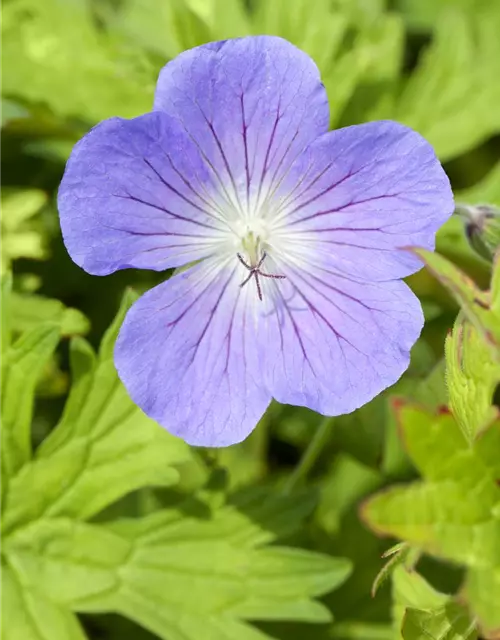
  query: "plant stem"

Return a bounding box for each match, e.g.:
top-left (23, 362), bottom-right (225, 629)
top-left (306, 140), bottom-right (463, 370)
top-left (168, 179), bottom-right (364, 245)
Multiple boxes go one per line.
top-left (283, 416), bottom-right (334, 494)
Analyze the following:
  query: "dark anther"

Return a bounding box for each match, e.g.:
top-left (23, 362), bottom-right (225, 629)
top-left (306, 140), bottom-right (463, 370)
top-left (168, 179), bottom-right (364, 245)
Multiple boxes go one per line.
top-left (236, 251), bottom-right (286, 301)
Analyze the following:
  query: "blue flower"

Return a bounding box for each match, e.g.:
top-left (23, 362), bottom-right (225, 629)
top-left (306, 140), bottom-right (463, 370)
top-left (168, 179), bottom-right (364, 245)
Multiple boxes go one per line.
top-left (58, 36), bottom-right (454, 446)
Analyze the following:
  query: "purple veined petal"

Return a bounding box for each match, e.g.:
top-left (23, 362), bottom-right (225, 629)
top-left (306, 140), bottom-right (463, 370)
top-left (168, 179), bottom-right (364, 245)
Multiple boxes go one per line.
top-left (58, 112), bottom-right (234, 276)
top-left (259, 259), bottom-right (423, 415)
top-left (154, 36), bottom-right (329, 217)
top-left (271, 120), bottom-right (454, 282)
top-left (114, 259), bottom-right (272, 447)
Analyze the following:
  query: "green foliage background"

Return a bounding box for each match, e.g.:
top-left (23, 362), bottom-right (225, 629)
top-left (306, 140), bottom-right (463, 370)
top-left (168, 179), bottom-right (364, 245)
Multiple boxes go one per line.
top-left (2, 0), bottom-right (500, 639)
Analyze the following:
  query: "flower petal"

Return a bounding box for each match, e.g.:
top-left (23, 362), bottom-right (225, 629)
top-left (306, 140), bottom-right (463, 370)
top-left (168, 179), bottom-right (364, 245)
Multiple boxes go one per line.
top-left (260, 261), bottom-right (423, 415)
top-left (154, 36), bottom-right (329, 215)
top-left (273, 120), bottom-right (454, 281)
top-left (58, 112), bottom-right (231, 276)
top-left (114, 261), bottom-right (272, 447)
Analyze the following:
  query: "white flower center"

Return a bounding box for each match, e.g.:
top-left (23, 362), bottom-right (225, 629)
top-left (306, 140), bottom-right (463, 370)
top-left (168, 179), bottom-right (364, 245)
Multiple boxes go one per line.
top-left (231, 215), bottom-right (272, 265)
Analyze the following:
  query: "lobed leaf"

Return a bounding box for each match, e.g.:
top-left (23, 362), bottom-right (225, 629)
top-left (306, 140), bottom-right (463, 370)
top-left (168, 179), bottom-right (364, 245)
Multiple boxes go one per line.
top-left (1, 563), bottom-right (87, 640)
top-left (364, 403), bottom-right (500, 636)
top-left (3, 505), bottom-right (351, 640)
top-left (445, 319), bottom-right (500, 443)
top-left (1, 323), bottom-right (60, 481)
top-left (2, 293), bottom-right (190, 531)
top-left (1, 285), bottom-right (352, 639)
top-left (362, 405), bottom-right (500, 569)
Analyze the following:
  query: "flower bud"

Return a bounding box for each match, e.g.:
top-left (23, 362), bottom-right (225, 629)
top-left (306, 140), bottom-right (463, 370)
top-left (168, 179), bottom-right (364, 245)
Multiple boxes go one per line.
top-left (455, 203), bottom-right (500, 262)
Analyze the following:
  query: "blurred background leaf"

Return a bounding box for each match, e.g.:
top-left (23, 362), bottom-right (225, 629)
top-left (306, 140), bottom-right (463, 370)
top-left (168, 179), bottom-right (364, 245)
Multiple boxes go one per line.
top-left (387, 8), bottom-right (500, 162)
top-left (2, 0), bottom-right (500, 638)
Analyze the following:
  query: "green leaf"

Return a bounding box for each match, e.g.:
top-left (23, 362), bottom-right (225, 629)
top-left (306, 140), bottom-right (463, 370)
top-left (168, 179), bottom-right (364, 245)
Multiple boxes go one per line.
top-left (317, 454), bottom-right (383, 535)
top-left (382, 358), bottom-right (449, 479)
top-left (10, 293), bottom-right (90, 337)
top-left (445, 319), bottom-right (500, 443)
top-left (402, 603), bottom-right (477, 640)
top-left (363, 403), bottom-right (500, 633)
top-left (1, 98), bottom-right (30, 126)
top-left (474, 420), bottom-right (500, 481)
top-left (465, 567), bottom-right (500, 637)
top-left (1, 231), bottom-right (47, 269)
top-left (4, 519), bottom-right (130, 606)
top-left (362, 404), bottom-right (500, 569)
top-left (325, 14), bottom-right (404, 126)
top-left (3, 506), bottom-right (351, 640)
top-left (98, 288), bottom-right (138, 361)
top-left (184, 0), bottom-right (215, 23)
top-left (2, 273), bottom-right (13, 354)
top-left (109, 0), bottom-right (210, 59)
top-left (392, 8), bottom-right (500, 161)
top-left (331, 0), bottom-right (387, 23)
top-left (397, 0), bottom-right (493, 31)
top-left (2, 0), bottom-right (156, 123)
top-left (0, 292), bottom-right (351, 639)
top-left (1, 562), bottom-right (87, 640)
top-left (1, 188), bottom-right (48, 272)
top-left (252, 0), bottom-right (403, 127)
top-left (228, 485), bottom-right (319, 546)
top-left (253, 0), bottom-right (349, 73)
top-left (208, 0), bottom-right (251, 39)
top-left (412, 359), bottom-right (449, 410)
top-left (173, 0), bottom-right (252, 41)
top-left (318, 460), bottom-right (389, 627)
top-left (1, 323), bottom-right (60, 480)
top-left (333, 394), bottom-right (387, 468)
top-left (216, 425), bottom-right (267, 490)
top-left (414, 248), bottom-right (500, 354)
top-left (365, 480), bottom-right (500, 568)
top-left (393, 565), bottom-right (447, 615)
top-left (391, 566), bottom-right (477, 640)
top-left (2, 293), bottom-right (190, 531)
top-left (1, 189), bottom-right (47, 230)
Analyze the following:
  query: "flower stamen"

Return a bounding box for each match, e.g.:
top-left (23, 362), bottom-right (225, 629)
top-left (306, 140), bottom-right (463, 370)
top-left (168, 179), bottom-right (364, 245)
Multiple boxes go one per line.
top-left (236, 251), bottom-right (286, 301)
